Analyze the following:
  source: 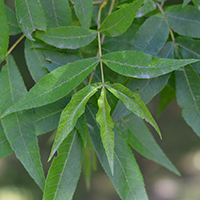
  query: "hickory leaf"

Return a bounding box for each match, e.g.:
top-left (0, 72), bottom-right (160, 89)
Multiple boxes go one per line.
top-left (15, 0), bottom-right (47, 40)
top-left (36, 27), bottom-right (97, 49)
top-left (101, 50), bottom-right (199, 79)
top-left (2, 57), bottom-right (99, 117)
top-left (105, 83), bottom-right (161, 138)
top-left (96, 87), bottom-right (115, 175)
top-left (99, 0), bottom-right (144, 37)
top-left (49, 83), bottom-right (102, 160)
top-left (43, 130), bottom-right (83, 200)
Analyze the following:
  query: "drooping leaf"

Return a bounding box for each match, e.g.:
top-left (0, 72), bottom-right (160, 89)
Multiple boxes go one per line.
top-left (131, 14), bottom-right (169, 56)
top-left (41, 0), bottom-right (71, 28)
top-left (176, 37), bottom-right (200, 74)
top-left (2, 57), bottom-right (100, 117)
top-left (0, 55), bottom-right (45, 190)
top-left (43, 130), bottom-right (83, 200)
top-left (176, 65), bottom-right (200, 137)
top-left (15, 0), bottom-right (47, 40)
top-left (85, 104), bottom-right (148, 200)
top-left (36, 27), bottom-right (97, 49)
top-left (165, 5), bottom-right (200, 38)
top-left (105, 83), bottom-right (161, 138)
top-left (99, 0), bottom-right (144, 37)
top-left (182, 0), bottom-right (191, 7)
top-left (116, 113), bottom-right (180, 175)
top-left (96, 87), bottom-right (115, 175)
top-left (25, 39), bottom-right (49, 82)
top-left (0, 123), bottom-right (13, 158)
top-left (0, 1), bottom-right (9, 62)
top-left (49, 83), bottom-right (102, 160)
top-left (5, 5), bottom-right (21, 35)
top-left (136, 0), bottom-right (156, 18)
top-left (34, 97), bottom-right (70, 136)
top-left (101, 50), bottom-right (199, 79)
top-left (70, 0), bottom-right (93, 28)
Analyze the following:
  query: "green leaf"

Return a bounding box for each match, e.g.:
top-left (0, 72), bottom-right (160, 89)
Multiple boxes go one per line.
top-left (25, 39), bottom-right (49, 82)
top-left (96, 87), bottom-right (115, 175)
top-left (0, 55), bottom-right (45, 190)
top-left (0, 123), bottom-right (13, 158)
top-left (36, 27), bottom-right (97, 49)
top-left (70, 0), bottom-right (93, 28)
top-left (15, 0), bottom-right (47, 40)
top-left (43, 130), bottom-right (83, 200)
top-left (131, 14), bottom-right (169, 56)
top-left (101, 50), bottom-right (199, 79)
top-left (176, 37), bottom-right (200, 74)
top-left (193, 0), bottom-right (200, 8)
top-left (5, 5), bottom-right (22, 35)
top-left (2, 57), bottom-right (99, 117)
top-left (157, 84), bottom-right (176, 117)
top-left (34, 97), bottom-right (70, 136)
top-left (157, 41), bottom-right (175, 59)
top-left (75, 114), bottom-right (88, 147)
top-left (41, 0), bottom-right (71, 28)
top-left (99, 0), bottom-right (144, 37)
top-left (49, 83), bottom-right (102, 160)
top-left (116, 113), bottom-right (180, 175)
top-left (165, 5), bottom-right (200, 38)
top-left (136, 0), bottom-right (156, 18)
top-left (105, 83), bottom-right (161, 138)
top-left (85, 104), bottom-right (148, 200)
top-left (176, 65), bottom-right (200, 137)
top-left (0, 1), bottom-right (9, 62)
top-left (182, 0), bottom-right (191, 7)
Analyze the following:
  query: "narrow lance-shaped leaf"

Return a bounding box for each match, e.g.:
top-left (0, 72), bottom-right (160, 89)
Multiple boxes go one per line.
top-left (0, 55), bottom-right (45, 190)
top-left (116, 113), bottom-right (180, 175)
top-left (70, 0), bottom-right (93, 28)
top-left (15, 0), bottom-right (47, 40)
top-left (85, 104), bottom-right (148, 200)
top-left (99, 0), bottom-right (144, 37)
top-left (43, 130), bottom-right (83, 200)
top-left (165, 5), bottom-right (200, 38)
top-left (176, 65), bottom-right (200, 137)
top-left (101, 50), bottom-right (199, 79)
top-left (0, 1), bottom-right (9, 62)
top-left (49, 83), bottom-right (102, 160)
top-left (2, 57), bottom-right (100, 117)
top-left (41, 0), bottom-right (71, 28)
top-left (105, 83), bottom-right (161, 138)
top-left (96, 87), bottom-right (115, 175)
top-left (36, 26), bottom-right (97, 49)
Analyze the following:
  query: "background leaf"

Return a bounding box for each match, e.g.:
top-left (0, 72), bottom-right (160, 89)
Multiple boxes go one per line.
top-left (85, 104), bottom-right (149, 200)
top-left (182, 0), bottom-right (191, 7)
top-left (136, 0), bottom-right (156, 18)
top-left (15, 0), bottom-right (47, 40)
top-left (116, 113), bottom-right (180, 175)
top-left (0, 55), bottom-right (45, 190)
top-left (43, 130), bottom-right (83, 200)
top-left (101, 50), bottom-right (198, 79)
top-left (0, 1), bottom-right (9, 62)
top-left (5, 5), bottom-right (22, 36)
top-left (50, 83), bottom-right (102, 160)
top-left (176, 65), bottom-right (200, 136)
top-left (165, 5), bottom-right (200, 38)
top-left (70, 0), bottom-right (93, 28)
top-left (99, 0), bottom-right (144, 37)
top-left (36, 27), bottom-right (97, 49)
top-left (41, 0), bottom-right (71, 28)
top-left (131, 14), bottom-right (169, 56)
top-left (2, 57), bottom-right (99, 116)
top-left (96, 87), bottom-right (115, 174)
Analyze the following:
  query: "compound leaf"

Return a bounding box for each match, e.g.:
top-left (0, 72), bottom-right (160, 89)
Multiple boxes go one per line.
top-left (101, 50), bottom-right (199, 79)
top-left (99, 0), bottom-right (144, 37)
top-left (43, 130), bottom-right (83, 200)
top-left (36, 26), bottom-right (97, 49)
top-left (15, 0), bottom-right (47, 40)
top-left (2, 57), bottom-right (99, 117)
